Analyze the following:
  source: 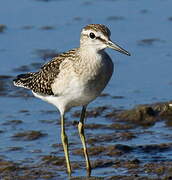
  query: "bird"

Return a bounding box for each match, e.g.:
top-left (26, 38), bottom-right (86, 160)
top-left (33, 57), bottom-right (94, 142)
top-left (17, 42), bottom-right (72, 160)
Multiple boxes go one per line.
top-left (13, 24), bottom-right (131, 177)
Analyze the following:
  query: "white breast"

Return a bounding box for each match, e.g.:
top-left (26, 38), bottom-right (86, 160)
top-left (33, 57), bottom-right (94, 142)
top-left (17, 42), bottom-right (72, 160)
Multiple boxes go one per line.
top-left (34, 50), bottom-right (114, 112)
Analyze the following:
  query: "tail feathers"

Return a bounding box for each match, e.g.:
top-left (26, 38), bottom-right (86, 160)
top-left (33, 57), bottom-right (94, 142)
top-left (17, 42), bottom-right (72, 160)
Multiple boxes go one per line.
top-left (13, 73), bottom-right (34, 89)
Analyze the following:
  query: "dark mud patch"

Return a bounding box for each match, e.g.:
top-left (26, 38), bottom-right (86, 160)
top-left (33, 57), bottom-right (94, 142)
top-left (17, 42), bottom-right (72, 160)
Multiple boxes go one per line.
top-left (112, 95), bottom-right (125, 99)
top-left (106, 16), bottom-right (125, 21)
top-left (137, 38), bottom-right (165, 46)
top-left (156, 103), bottom-right (172, 122)
top-left (115, 106), bottom-right (157, 127)
top-left (105, 102), bottom-right (172, 127)
top-left (39, 25), bottom-right (56, 30)
top-left (73, 17), bottom-right (82, 21)
top-left (12, 130), bottom-right (47, 141)
top-left (99, 93), bottom-right (110, 97)
top-left (19, 109), bottom-right (29, 113)
top-left (0, 130), bottom-right (4, 134)
top-left (0, 24), bottom-right (7, 33)
top-left (168, 17), bottom-right (172, 21)
top-left (18, 109), bottom-right (30, 116)
top-left (7, 146), bottom-right (24, 152)
top-left (2, 120), bottom-right (23, 126)
top-left (140, 9), bottom-right (149, 14)
top-left (138, 142), bottom-right (172, 154)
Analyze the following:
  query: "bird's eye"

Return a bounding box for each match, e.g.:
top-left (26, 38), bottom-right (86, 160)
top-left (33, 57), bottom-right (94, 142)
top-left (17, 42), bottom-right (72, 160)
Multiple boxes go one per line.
top-left (89, 32), bottom-right (95, 39)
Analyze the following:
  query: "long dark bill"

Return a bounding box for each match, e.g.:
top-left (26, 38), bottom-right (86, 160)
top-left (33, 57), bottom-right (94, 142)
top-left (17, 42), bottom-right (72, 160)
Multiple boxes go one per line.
top-left (107, 40), bottom-right (131, 56)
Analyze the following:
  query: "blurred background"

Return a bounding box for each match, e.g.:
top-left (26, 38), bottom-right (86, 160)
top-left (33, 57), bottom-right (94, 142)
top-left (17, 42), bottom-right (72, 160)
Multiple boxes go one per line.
top-left (0, 0), bottom-right (172, 179)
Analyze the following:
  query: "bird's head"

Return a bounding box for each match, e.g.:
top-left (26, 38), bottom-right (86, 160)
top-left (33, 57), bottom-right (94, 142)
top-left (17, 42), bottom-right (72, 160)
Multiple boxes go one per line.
top-left (80, 24), bottom-right (131, 56)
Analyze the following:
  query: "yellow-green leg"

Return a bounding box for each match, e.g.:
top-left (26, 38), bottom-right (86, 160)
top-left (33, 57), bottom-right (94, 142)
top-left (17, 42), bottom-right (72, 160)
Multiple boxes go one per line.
top-left (78, 105), bottom-right (92, 177)
top-left (60, 113), bottom-right (72, 177)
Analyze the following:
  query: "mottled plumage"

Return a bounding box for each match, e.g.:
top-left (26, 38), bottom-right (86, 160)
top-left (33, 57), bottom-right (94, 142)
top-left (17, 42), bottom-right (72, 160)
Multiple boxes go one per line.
top-left (13, 24), bottom-right (130, 177)
top-left (14, 49), bottom-right (78, 95)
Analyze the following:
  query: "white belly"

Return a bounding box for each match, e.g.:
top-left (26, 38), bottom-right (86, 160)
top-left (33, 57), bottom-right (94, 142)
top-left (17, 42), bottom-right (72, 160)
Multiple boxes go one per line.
top-left (33, 52), bottom-right (114, 112)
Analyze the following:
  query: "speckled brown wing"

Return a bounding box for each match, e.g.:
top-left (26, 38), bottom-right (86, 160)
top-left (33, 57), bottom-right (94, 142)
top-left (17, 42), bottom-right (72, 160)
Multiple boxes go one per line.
top-left (13, 49), bottom-right (78, 95)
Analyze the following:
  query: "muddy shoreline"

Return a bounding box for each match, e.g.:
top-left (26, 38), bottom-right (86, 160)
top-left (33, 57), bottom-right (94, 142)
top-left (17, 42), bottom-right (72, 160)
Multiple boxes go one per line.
top-left (1, 98), bottom-right (172, 179)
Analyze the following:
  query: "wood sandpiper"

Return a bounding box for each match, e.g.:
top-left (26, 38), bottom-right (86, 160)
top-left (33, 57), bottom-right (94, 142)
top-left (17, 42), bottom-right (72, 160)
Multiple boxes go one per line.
top-left (13, 24), bottom-right (131, 177)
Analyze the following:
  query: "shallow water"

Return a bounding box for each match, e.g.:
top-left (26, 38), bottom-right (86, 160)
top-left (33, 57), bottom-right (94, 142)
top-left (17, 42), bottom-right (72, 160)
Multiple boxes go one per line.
top-left (0, 0), bottom-right (172, 179)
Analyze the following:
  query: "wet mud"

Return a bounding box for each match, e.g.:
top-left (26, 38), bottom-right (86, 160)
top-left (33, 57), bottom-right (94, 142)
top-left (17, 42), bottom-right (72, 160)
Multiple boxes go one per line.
top-left (0, 24), bottom-right (6, 33)
top-left (12, 130), bottom-right (47, 141)
top-left (137, 38), bottom-right (165, 46)
top-left (1, 95), bottom-right (172, 179)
